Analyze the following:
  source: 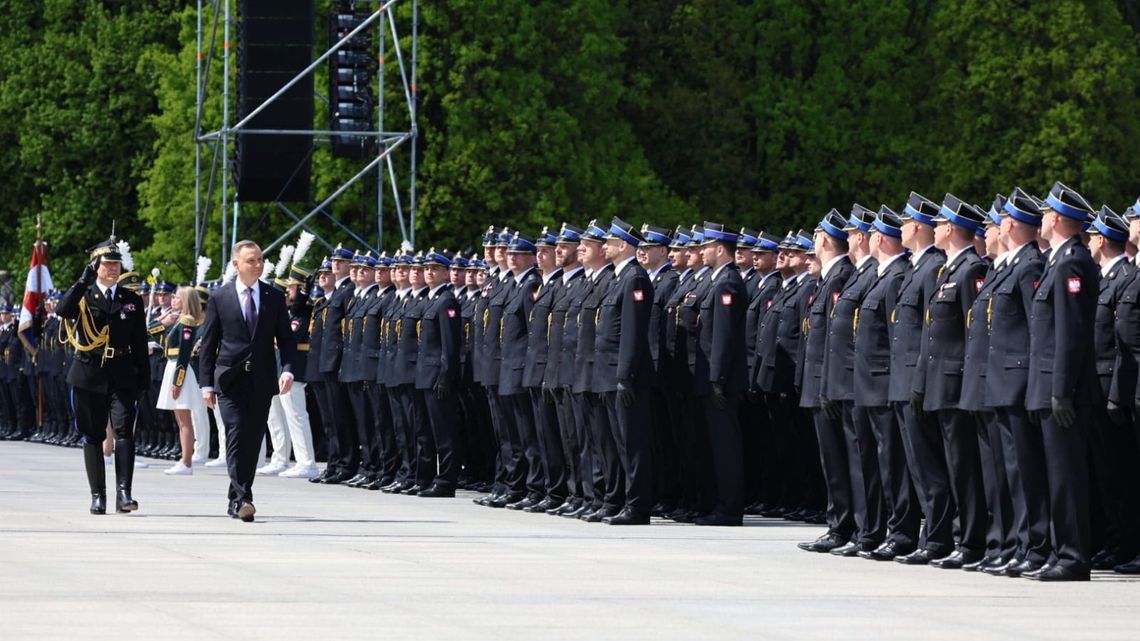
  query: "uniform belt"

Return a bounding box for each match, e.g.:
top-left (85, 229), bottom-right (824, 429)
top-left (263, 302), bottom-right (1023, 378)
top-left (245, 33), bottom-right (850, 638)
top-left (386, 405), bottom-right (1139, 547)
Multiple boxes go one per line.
top-left (77, 346), bottom-right (132, 364)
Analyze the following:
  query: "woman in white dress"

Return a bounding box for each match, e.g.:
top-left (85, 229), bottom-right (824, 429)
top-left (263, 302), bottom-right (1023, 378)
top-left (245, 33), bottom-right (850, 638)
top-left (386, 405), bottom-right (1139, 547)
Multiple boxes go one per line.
top-left (157, 287), bottom-right (206, 475)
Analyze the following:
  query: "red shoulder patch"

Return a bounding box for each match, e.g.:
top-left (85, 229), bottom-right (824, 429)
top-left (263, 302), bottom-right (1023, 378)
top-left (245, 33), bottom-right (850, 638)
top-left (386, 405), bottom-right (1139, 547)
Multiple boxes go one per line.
top-left (975, 278), bottom-right (984, 293)
top-left (447, 308), bottom-right (457, 318)
top-left (632, 289), bottom-right (645, 302)
top-left (1067, 277), bottom-right (1081, 294)
top-left (831, 292), bottom-right (840, 305)
top-left (721, 293), bottom-right (733, 306)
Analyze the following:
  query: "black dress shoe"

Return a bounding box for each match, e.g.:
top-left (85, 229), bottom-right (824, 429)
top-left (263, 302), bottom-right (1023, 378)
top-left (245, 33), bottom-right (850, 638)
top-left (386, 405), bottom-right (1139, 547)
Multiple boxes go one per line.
top-left (895, 548), bottom-right (947, 565)
top-left (486, 493), bottom-right (523, 508)
top-left (384, 481), bottom-right (406, 494)
top-left (861, 541), bottom-right (914, 561)
top-left (1003, 559), bottom-right (1043, 578)
top-left (670, 510), bottom-right (698, 523)
top-left (962, 555), bottom-right (1001, 572)
top-left (1028, 565), bottom-right (1089, 582)
top-left (506, 496), bottom-right (539, 511)
top-left (1022, 563), bottom-right (1055, 580)
top-left (320, 472), bottom-right (352, 485)
top-left (524, 497), bottom-right (561, 513)
top-left (361, 477), bottom-right (385, 491)
top-left (604, 508), bottom-right (651, 525)
top-left (652, 502), bottom-right (676, 517)
top-left (802, 511), bottom-right (828, 525)
top-left (115, 489), bottom-right (139, 513)
top-left (344, 473), bottom-right (368, 488)
top-left (1113, 555), bottom-right (1140, 574)
top-left (583, 507), bottom-right (619, 523)
top-left (227, 503), bottom-right (239, 518)
top-left (418, 484), bottom-right (455, 498)
top-left (830, 542), bottom-right (864, 557)
top-left (563, 503), bottom-right (594, 519)
top-left (798, 533), bottom-right (846, 553)
top-left (980, 558), bottom-right (1019, 576)
top-left (1092, 553), bottom-right (1130, 571)
top-left (931, 550), bottom-right (982, 569)
top-left (90, 493), bottom-right (106, 515)
top-left (547, 500), bottom-right (577, 515)
top-left (237, 502), bottom-right (256, 522)
top-left (695, 511), bottom-right (742, 526)
top-left (474, 493), bottom-right (499, 506)
top-left (403, 484), bottom-right (423, 496)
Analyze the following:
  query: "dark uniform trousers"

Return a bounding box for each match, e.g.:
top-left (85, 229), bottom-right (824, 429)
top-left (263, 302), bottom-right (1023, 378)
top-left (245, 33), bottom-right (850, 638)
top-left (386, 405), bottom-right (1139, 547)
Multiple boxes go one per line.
top-left (552, 388), bottom-right (583, 503)
top-left (346, 382), bottom-right (379, 476)
top-left (864, 405), bottom-right (920, 548)
top-left (388, 384), bottom-right (417, 484)
top-left (367, 383), bottom-right (400, 482)
top-left (679, 269), bottom-right (717, 514)
top-left (993, 406), bottom-right (1050, 564)
top-left (417, 388), bottom-right (461, 488)
top-left (529, 388), bottom-right (566, 501)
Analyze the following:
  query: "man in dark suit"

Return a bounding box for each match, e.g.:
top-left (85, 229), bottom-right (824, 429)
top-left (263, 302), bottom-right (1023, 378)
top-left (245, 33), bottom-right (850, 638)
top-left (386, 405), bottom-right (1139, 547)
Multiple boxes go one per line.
top-left (57, 239), bottom-right (150, 515)
top-left (199, 240), bottom-right (299, 522)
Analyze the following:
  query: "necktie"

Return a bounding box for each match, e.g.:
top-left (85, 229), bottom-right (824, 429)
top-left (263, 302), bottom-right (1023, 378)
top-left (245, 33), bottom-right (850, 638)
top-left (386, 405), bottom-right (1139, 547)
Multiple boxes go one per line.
top-left (246, 288), bottom-right (257, 335)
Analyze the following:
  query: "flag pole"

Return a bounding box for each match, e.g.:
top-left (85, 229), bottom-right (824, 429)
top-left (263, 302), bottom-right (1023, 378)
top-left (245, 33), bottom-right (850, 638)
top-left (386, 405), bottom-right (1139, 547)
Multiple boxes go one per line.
top-left (34, 215), bottom-right (44, 431)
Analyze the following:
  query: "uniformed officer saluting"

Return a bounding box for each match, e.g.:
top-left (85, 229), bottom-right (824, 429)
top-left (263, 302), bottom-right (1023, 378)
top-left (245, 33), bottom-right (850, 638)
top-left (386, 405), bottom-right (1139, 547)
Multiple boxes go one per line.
top-left (57, 238), bottom-right (150, 515)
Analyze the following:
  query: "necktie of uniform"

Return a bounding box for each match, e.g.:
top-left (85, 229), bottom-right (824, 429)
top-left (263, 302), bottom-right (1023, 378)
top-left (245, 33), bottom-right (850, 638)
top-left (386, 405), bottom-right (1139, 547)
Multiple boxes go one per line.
top-left (246, 288), bottom-right (257, 335)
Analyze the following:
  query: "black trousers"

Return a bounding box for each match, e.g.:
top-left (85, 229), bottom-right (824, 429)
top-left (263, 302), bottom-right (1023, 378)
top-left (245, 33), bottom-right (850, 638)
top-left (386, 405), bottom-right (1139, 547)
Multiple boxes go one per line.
top-left (604, 386), bottom-right (653, 515)
top-left (844, 402), bottom-right (882, 547)
top-left (388, 384), bottom-right (418, 484)
top-left (994, 406), bottom-right (1050, 564)
top-left (484, 387), bottom-right (517, 493)
top-left (1038, 408), bottom-right (1091, 572)
top-left (894, 402), bottom-right (954, 554)
top-left (865, 405), bottom-right (920, 549)
top-left (368, 383), bottom-right (400, 482)
top-left (552, 388), bottom-right (582, 502)
top-left (813, 407), bottom-right (855, 539)
top-left (578, 392), bottom-right (608, 508)
top-left (702, 393), bottom-right (744, 519)
top-left (566, 391), bottom-right (595, 505)
top-left (346, 381), bottom-right (379, 475)
top-left (317, 375), bottom-right (359, 475)
top-left (738, 393), bottom-right (770, 506)
top-left (503, 392), bottom-right (540, 496)
top-left (650, 386), bottom-right (682, 509)
top-left (217, 377), bottom-right (272, 506)
top-left (530, 388), bottom-right (567, 501)
top-left (1090, 405), bottom-right (1140, 557)
top-left (461, 385), bottom-right (496, 483)
top-left (975, 410), bottom-right (1016, 559)
top-left (585, 391), bottom-right (622, 510)
top-left (416, 387), bottom-right (461, 488)
top-left (937, 408), bottom-right (987, 555)
top-left (71, 385), bottom-right (138, 492)
top-left (0, 377), bottom-right (14, 429)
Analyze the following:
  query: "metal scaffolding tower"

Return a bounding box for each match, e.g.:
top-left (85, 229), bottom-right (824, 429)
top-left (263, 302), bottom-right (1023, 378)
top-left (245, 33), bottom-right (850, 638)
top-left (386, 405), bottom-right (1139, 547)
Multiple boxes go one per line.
top-left (194, 0), bottom-right (418, 266)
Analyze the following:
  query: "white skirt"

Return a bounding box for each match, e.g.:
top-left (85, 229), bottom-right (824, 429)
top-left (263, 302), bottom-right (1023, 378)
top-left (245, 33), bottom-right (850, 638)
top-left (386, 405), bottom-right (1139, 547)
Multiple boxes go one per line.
top-left (156, 360), bottom-right (203, 411)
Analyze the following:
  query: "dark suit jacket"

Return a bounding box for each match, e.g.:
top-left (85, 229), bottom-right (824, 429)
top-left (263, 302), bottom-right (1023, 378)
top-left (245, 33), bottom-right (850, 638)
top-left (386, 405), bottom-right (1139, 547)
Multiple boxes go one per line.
top-left (318, 278), bottom-right (355, 374)
top-left (824, 256), bottom-right (878, 402)
top-left (1112, 266), bottom-right (1140, 406)
top-left (982, 242), bottom-right (1043, 408)
top-left (392, 289), bottom-right (428, 387)
top-left (1095, 257), bottom-right (1133, 397)
top-left (304, 291), bottom-right (331, 381)
top-left (522, 269), bottom-right (562, 389)
top-left (888, 248), bottom-right (945, 403)
top-left (573, 264), bottom-right (614, 394)
top-left (696, 264), bottom-right (748, 396)
top-left (800, 257), bottom-right (853, 408)
top-left (918, 248), bottom-right (988, 411)
top-left (1026, 236), bottom-right (1101, 411)
top-left (648, 265), bottom-right (679, 379)
top-left (663, 268), bottom-right (699, 390)
top-left (554, 268), bottom-right (591, 390)
top-left (57, 280), bottom-right (150, 394)
top-left (594, 259), bottom-right (653, 393)
top-left (854, 256), bottom-right (908, 407)
top-left (753, 273), bottom-right (801, 394)
top-left (499, 268), bottom-right (540, 396)
top-left (198, 280), bottom-right (298, 400)
top-left (415, 285), bottom-right (461, 391)
top-left (959, 258), bottom-right (1007, 412)
top-left (339, 285), bottom-right (378, 383)
top-left (745, 271), bottom-right (781, 374)
top-left (481, 273), bottom-right (514, 387)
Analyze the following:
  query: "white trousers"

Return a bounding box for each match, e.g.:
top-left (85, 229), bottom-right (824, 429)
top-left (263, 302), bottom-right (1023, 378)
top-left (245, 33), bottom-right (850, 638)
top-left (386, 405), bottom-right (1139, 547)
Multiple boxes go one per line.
top-left (190, 393), bottom-right (211, 461)
top-left (266, 383), bottom-right (315, 467)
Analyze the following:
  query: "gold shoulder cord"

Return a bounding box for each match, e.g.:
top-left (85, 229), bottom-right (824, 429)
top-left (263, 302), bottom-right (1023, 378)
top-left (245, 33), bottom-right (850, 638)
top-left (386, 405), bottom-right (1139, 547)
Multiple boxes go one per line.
top-left (61, 297), bottom-right (111, 363)
top-left (852, 308), bottom-right (860, 339)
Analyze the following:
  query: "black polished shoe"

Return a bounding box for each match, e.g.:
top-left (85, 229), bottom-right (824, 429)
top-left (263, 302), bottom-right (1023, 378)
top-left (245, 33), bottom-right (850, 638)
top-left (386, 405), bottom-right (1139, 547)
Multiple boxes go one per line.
top-left (402, 484), bottom-right (423, 496)
top-left (583, 506), bottom-right (619, 523)
top-left (895, 548), bottom-right (947, 565)
top-left (980, 557), bottom-right (1020, 576)
top-left (115, 489), bottom-right (139, 513)
top-left (418, 484), bottom-right (455, 498)
top-left (227, 502), bottom-right (239, 518)
top-left (90, 493), bottom-right (107, 515)
top-left (802, 510), bottom-right (828, 525)
top-left (604, 508), bottom-right (650, 525)
top-left (1092, 552), bottom-right (1131, 571)
top-left (343, 473), bottom-right (368, 488)
top-left (695, 511), bottom-right (743, 527)
top-left (506, 496), bottom-right (539, 511)
top-left (652, 502), bottom-right (676, 518)
top-left (237, 502), bottom-right (256, 522)
top-left (547, 500), bottom-right (578, 516)
top-left (962, 554), bottom-right (1001, 572)
top-left (1113, 555), bottom-right (1140, 575)
top-left (474, 492), bottom-right (500, 506)
top-left (1021, 562), bottom-right (1055, 580)
top-left (383, 481), bottom-right (406, 494)
top-left (486, 492), bottom-right (524, 508)
top-left (320, 471), bottom-right (353, 485)
top-left (524, 497), bottom-right (561, 513)
top-left (861, 541), bottom-right (914, 561)
top-left (1003, 559), bottom-right (1043, 578)
top-left (1027, 565), bottom-right (1089, 582)
top-left (830, 542), bottom-right (864, 557)
top-left (360, 477), bottom-right (386, 491)
top-left (931, 550), bottom-right (983, 569)
top-left (798, 533), bottom-right (847, 553)
top-left (563, 503), bottom-right (594, 519)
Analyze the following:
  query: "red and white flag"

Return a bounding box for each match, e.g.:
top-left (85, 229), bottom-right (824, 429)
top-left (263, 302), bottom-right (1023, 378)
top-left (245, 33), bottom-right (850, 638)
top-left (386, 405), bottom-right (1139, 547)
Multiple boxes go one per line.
top-left (18, 240), bottom-right (52, 350)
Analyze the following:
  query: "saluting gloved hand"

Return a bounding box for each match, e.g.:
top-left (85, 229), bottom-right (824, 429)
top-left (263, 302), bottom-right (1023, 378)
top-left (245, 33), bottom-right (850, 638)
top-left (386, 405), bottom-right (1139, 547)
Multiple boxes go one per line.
top-left (81, 261), bottom-right (98, 285)
top-left (711, 382), bottom-right (728, 410)
top-left (820, 396), bottom-right (842, 420)
top-left (434, 379), bottom-right (451, 400)
top-left (1051, 396), bottom-right (1076, 428)
top-left (617, 379), bottom-right (635, 407)
top-left (910, 390), bottom-right (925, 420)
top-left (1107, 399), bottom-right (1129, 426)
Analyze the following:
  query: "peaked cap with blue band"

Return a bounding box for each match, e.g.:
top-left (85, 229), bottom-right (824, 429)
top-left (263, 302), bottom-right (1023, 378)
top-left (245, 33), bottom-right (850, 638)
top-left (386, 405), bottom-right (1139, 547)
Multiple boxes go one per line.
top-left (900, 191), bottom-right (939, 227)
top-left (873, 206), bottom-right (903, 238)
top-left (1088, 206), bottom-right (1129, 243)
top-left (817, 209), bottom-right (849, 241)
top-left (1044, 181), bottom-right (1094, 222)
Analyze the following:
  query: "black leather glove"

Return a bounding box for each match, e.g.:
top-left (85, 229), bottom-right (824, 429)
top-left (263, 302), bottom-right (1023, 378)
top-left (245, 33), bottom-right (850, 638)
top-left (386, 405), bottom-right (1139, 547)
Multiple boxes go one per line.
top-left (617, 379), bottom-right (635, 407)
top-left (1107, 400), bottom-right (1128, 426)
top-left (1051, 396), bottom-right (1075, 429)
top-left (910, 390), bottom-right (924, 420)
top-left (821, 397), bottom-right (842, 420)
top-left (434, 380), bottom-right (451, 400)
top-left (711, 382), bottom-right (728, 410)
top-left (81, 262), bottom-right (98, 285)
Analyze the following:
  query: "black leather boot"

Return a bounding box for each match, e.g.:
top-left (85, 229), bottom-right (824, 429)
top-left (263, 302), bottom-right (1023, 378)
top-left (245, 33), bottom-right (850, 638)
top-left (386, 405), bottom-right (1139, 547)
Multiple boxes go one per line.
top-left (83, 443), bottom-right (107, 514)
top-left (113, 438), bottom-right (138, 512)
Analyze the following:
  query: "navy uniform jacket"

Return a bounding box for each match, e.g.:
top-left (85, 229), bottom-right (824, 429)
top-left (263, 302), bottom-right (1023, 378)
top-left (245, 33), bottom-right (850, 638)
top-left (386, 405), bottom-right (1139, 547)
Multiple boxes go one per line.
top-left (792, 274), bottom-right (819, 392)
top-left (1111, 264), bottom-right (1140, 406)
top-left (1094, 258), bottom-right (1134, 398)
top-left (305, 292), bottom-right (330, 382)
top-left (415, 285), bottom-right (462, 391)
top-left (499, 268), bottom-right (540, 396)
top-left (339, 285), bottom-right (378, 383)
top-left (753, 274), bottom-right (800, 394)
top-left (824, 256), bottom-right (879, 402)
top-left (647, 265), bottom-right (679, 383)
top-left (983, 243), bottom-right (1043, 408)
top-left (918, 248), bottom-right (988, 411)
top-left (286, 295), bottom-right (313, 384)
top-left (681, 267), bottom-right (715, 385)
top-left (378, 289), bottom-right (408, 387)
top-left (742, 267), bottom-right (759, 300)
top-left (853, 255), bottom-right (908, 407)
top-left (318, 278), bottom-right (355, 374)
top-left (0, 324), bottom-right (14, 381)
top-left (662, 268), bottom-right (698, 392)
top-left (573, 264), bottom-right (615, 394)
top-left (554, 268), bottom-right (591, 390)
top-left (543, 268), bottom-right (583, 390)
top-left (359, 284), bottom-right (394, 385)
top-left (521, 269), bottom-right (562, 390)
top-left (695, 263), bottom-right (748, 397)
top-left (458, 288), bottom-right (477, 387)
top-left (959, 259), bottom-right (1006, 412)
top-left (57, 280), bottom-right (150, 395)
top-left (594, 259), bottom-right (654, 393)
top-left (470, 269), bottom-right (497, 386)
top-left (799, 257), bottom-right (854, 408)
top-left (163, 317), bottom-right (201, 387)
top-left (392, 290), bottom-right (429, 387)
top-left (480, 273), bottom-right (514, 387)
top-left (1026, 237), bottom-right (1101, 411)
top-left (745, 271), bottom-right (782, 375)
top-left (888, 248), bottom-right (945, 403)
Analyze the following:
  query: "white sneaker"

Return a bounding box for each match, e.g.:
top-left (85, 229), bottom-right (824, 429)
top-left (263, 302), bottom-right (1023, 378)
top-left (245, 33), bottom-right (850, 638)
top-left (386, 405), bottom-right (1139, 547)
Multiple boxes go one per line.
top-left (104, 455), bottom-right (113, 466)
top-left (204, 458), bottom-right (227, 468)
top-left (257, 462), bottom-right (288, 476)
top-left (164, 462), bottom-right (192, 476)
top-left (279, 464), bottom-right (320, 479)
top-left (191, 455), bottom-right (207, 466)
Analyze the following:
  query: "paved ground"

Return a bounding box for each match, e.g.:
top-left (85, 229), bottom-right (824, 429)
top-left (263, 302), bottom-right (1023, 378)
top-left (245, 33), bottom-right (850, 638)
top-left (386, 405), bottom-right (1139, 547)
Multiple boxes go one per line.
top-left (0, 442), bottom-right (1135, 641)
